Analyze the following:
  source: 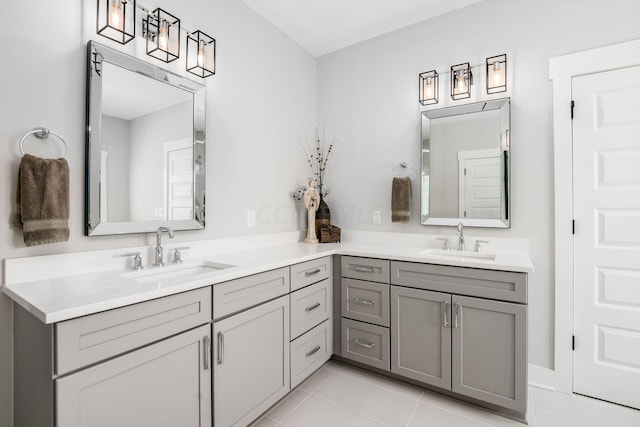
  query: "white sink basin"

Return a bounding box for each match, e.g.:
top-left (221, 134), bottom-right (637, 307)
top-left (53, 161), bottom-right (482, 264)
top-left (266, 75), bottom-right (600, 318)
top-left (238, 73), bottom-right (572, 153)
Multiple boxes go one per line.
top-left (419, 249), bottom-right (496, 261)
top-left (122, 261), bottom-right (235, 283)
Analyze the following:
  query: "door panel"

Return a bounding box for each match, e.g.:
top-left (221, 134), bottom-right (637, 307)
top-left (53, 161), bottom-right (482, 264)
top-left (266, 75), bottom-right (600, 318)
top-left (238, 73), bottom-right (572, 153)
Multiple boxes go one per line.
top-left (56, 324), bottom-right (211, 427)
top-left (213, 296), bottom-right (290, 427)
top-left (572, 65), bottom-right (640, 410)
top-left (390, 286), bottom-right (451, 389)
top-left (451, 295), bottom-right (526, 413)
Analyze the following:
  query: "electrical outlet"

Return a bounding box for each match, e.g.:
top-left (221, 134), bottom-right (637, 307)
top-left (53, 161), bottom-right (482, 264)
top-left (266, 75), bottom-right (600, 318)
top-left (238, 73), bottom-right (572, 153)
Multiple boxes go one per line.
top-left (372, 210), bottom-right (382, 225)
top-left (247, 210), bottom-right (256, 227)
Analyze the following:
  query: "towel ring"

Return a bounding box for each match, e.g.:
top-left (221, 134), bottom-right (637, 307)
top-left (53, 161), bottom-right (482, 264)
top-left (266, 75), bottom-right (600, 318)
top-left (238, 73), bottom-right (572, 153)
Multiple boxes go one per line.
top-left (19, 127), bottom-right (69, 160)
top-left (393, 162), bottom-right (415, 178)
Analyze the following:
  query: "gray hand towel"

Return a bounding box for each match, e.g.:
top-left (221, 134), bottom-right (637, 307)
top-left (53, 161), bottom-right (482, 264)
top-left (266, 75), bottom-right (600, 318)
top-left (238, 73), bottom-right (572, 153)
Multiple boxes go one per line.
top-left (391, 176), bottom-right (411, 223)
top-left (11, 154), bottom-right (70, 246)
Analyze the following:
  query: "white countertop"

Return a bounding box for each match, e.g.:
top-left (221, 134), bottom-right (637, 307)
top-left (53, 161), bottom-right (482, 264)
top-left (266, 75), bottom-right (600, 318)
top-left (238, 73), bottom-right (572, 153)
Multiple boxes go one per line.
top-left (2, 234), bottom-right (533, 324)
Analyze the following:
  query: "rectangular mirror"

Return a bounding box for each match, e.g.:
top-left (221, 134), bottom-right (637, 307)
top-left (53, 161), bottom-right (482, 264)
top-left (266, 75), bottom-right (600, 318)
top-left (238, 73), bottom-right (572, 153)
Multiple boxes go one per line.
top-left (86, 41), bottom-right (206, 236)
top-left (421, 98), bottom-right (510, 228)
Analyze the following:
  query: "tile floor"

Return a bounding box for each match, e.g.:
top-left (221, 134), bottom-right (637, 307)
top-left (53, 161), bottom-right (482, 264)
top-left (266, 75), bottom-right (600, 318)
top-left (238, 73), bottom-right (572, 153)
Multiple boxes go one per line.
top-left (251, 360), bottom-right (640, 427)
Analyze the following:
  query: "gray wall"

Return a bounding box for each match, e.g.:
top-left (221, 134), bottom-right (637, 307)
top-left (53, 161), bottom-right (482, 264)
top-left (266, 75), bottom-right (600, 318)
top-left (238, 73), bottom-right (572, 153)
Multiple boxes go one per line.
top-left (316, 0), bottom-right (640, 370)
top-left (102, 115), bottom-right (130, 222)
top-left (0, 1), bottom-right (315, 426)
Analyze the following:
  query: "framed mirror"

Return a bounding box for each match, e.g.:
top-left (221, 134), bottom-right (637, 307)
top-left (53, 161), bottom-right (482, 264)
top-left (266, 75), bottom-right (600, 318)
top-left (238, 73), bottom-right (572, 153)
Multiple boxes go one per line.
top-left (86, 41), bottom-right (206, 236)
top-left (421, 98), bottom-right (510, 228)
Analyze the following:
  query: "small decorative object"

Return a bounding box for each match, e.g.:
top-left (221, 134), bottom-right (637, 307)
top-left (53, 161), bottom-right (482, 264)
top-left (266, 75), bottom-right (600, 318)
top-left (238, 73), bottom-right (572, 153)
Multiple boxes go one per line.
top-left (319, 225), bottom-right (341, 243)
top-left (303, 179), bottom-right (320, 243)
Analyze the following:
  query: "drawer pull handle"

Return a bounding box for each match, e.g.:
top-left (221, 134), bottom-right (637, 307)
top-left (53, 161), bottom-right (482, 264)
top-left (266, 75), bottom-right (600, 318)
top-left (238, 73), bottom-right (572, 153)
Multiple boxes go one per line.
top-left (305, 302), bottom-right (321, 312)
top-left (217, 331), bottom-right (224, 365)
top-left (305, 345), bottom-right (322, 357)
top-left (305, 268), bottom-right (321, 277)
top-left (353, 339), bottom-right (375, 349)
top-left (353, 298), bottom-right (375, 306)
top-left (454, 303), bottom-right (461, 329)
top-left (442, 301), bottom-right (449, 327)
top-left (203, 335), bottom-right (210, 370)
top-left (354, 265), bottom-right (375, 273)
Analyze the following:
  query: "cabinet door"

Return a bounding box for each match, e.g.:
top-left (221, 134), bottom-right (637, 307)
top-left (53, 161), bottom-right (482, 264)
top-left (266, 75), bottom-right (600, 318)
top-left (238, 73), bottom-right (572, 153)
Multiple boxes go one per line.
top-left (56, 324), bottom-right (212, 427)
top-left (390, 286), bottom-right (451, 389)
top-left (213, 295), bottom-right (290, 427)
top-left (451, 295), bottom-right (527, 413)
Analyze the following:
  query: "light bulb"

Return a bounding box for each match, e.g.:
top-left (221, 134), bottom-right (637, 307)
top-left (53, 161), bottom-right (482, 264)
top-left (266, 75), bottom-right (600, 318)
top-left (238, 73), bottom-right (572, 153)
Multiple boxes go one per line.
top-left (197, 40), bottom-right (206, 68)
top-left (158, 20), bottom-right (169, 51)
top-left (110, 0), bottom-right (123, 31)
top-left (493, 62), bottom-right (502, 85)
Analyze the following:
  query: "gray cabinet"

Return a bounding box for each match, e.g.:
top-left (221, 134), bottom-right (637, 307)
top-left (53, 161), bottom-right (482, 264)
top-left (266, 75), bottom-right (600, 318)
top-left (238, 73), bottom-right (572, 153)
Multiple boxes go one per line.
top-left (390, 285), bottom-right (527, 414)
top-left (213, 295), bottom-right (290, 427)
top-left (452, 295), bottom-right (527, 413)
top-left (390, 286), bottom-right (451, 389)
top-left (56, 324), bottom-right (212, 427)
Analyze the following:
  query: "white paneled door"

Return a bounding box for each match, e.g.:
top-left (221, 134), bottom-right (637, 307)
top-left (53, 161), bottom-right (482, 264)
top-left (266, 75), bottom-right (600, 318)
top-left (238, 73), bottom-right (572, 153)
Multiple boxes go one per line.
top-left (572, 65), bottom-right (640, 409)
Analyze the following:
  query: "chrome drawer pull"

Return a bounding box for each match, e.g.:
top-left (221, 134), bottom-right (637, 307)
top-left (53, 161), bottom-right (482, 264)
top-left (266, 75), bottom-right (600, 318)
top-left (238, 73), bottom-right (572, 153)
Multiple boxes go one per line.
top-left (454, 303), bottom-right (461, 329)
top-left (353, 339), bottom-right (375, 349)
top-left (354, 265), bottom-right (375, 273)
top-left (217, 331), bottom-right (224, 365)
top-left (305, 345), bottom-right (322, 357)
top-left (353, 298), bottom-right (375, 306)
top-left (203, 335), bottom-right (210, 370)
top-left (442, 301), bottom-right (449, 328)
top-left (305, 302), bottom-right (321, 312)
top-left (305, 268), bottom-right (321, 277)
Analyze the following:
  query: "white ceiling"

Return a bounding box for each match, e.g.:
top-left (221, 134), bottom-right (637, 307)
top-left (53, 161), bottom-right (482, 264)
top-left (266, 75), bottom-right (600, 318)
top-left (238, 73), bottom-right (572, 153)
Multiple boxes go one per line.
top-left (241, 0), bottom-right (485, 57)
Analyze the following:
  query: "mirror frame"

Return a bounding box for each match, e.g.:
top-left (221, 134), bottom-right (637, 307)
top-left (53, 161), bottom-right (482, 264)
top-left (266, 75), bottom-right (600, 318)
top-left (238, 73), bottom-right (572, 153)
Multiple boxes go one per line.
top-left (85, 41), bottom-right (206, 236)
top-left (421, 98), bottom-right (510, 228)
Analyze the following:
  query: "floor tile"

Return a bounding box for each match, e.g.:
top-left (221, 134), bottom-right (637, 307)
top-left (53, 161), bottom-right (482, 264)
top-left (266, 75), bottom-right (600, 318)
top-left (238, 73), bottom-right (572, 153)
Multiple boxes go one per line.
top-left (281, 395), bottom-right (388, 427)
top-left (314, 371), bottom-right (419, 426)
top-left (326, 361), bottom-right (424, 400)
top-left (407, 402), bottom-right (497, 427)
top-left (298, 365), bottom-right (335, 393)
top-left (265, 389), bottom-right (310, 422)
top-left (249, 415), bottom-right (283, 427)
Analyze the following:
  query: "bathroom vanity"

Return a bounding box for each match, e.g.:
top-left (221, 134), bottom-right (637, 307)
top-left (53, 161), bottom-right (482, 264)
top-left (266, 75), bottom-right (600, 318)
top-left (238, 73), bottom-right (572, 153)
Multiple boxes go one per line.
top-left (3, 233), bottom-right (532, 426)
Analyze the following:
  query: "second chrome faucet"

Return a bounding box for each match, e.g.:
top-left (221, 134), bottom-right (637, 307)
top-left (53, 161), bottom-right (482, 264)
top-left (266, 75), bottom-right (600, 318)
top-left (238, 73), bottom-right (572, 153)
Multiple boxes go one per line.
top-left (457, 222), bottom-right (465, 252)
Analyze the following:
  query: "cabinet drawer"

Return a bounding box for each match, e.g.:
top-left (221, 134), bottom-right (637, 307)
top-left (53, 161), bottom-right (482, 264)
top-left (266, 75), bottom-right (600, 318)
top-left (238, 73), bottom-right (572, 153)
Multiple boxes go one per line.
top-left (341, 279), bottom-right (389, 327)
top-left (291, 320), bottom-right (332, 389)
top-left (291, 279), bottom-right (332, 339)
top-left (341, 318), bottom-right (390, 371)
top-left (291, 256), bottom-right (332, 291)
top-left (56, 287), bottom-right (211, 375)
top-left (213, 267), bottom-right (289, 319)
top-left (391, 261), bottom-right (527, 303)
top-left (341, 256), bottom-right (389, 284)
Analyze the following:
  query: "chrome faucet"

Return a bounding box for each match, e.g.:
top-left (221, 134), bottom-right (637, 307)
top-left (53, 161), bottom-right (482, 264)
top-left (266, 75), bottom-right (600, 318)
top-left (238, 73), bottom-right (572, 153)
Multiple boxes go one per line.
top-left (154, 226), bottom-right (174, 267)
top-left (457, 222), bottom-right (465, 252)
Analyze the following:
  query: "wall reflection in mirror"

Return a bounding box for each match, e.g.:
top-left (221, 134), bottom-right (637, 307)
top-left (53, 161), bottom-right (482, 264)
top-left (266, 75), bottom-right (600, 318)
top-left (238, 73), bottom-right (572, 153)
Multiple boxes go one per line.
top-left (86, 41), bottom-right (206, 236)
top-left (421, 98), bottom-right (510, 228)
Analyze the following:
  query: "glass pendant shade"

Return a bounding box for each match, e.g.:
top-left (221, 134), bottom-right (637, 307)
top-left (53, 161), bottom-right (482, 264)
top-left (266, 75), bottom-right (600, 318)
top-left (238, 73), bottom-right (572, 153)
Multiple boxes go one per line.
top-left (186, 31), bottom-right (216, 78)
top-left (419, 70), bottom-right (438, 105)
top-left (97, 0), bottom-right (135, 44)
top-left (486, 54), bottom-right (507, 94)
top-left (451, 62), bottom-right (472, 100)
top-left (144, 8), bottom-right (180, 63)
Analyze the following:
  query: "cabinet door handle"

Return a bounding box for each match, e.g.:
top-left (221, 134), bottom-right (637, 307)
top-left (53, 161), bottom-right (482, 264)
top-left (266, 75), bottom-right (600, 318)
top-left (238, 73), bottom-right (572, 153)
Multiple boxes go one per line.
top-left (305, 268), bottom-right (321, 277)
top-left (454, 303), bottom-right (461, 329)
top-left (442, 301), bottom-right (449, 327)
top-left (354, 265), bottom-right (375, 273)
top-left (353, 339), bottom-right (375, 349)
top-left (305, 345), bottom-right (322, 357)
top-left (305, 302), bottom-right (321, 312)
top-left (203, 335), bottom-right (210, 370)
top-left (217, 331), bottom-right (224, 365)
top-left (353, 298), bottom-right (375, 306)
